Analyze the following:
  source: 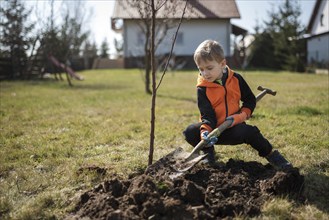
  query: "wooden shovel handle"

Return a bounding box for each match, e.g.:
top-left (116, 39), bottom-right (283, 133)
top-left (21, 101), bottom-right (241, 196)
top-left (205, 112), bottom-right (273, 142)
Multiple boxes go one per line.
top-left (185, 120), bottom-right (232, 160)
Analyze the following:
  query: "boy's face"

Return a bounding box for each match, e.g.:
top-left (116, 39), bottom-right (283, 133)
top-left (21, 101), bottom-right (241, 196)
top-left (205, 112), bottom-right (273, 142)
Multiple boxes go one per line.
top-left (197, 58), bottom-right (226, 82)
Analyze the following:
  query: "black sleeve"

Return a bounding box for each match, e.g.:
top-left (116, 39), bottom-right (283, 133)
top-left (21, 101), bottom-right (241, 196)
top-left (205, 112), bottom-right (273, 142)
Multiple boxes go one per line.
top-left (234, 73), bottom-right (256, 113)
top-left (197, 87), bottom-right (217, 129)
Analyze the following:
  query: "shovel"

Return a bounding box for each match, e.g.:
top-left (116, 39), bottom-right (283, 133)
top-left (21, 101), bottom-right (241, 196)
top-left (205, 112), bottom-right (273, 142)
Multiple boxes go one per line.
top-left (145, 86), bottom-right (277, 177)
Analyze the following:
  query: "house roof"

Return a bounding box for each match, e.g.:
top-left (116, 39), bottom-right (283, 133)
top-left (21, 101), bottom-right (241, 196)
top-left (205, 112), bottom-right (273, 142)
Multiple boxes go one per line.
top-left (232, 24), bottom-right (247, 36)
top-left (112, 0), bottom-right (240, 20)
top-left (307, 0), bottom-right (322, 33)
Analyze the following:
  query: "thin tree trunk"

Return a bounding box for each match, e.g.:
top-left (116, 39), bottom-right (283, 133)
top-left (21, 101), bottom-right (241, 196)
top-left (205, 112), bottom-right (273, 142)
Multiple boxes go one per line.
top-left (148, 0), bottom-right (156, 166)
top-left (145, 50), bottom-right (152, 94)
top-left (148, 0), bottom-right (188, 165)
top-left (144, 21), bottom-right (152, 94)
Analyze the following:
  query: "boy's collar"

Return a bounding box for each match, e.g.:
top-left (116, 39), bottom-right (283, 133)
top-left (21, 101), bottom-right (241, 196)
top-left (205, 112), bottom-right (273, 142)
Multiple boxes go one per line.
top-left (215, 79), bottom-right (223, 85)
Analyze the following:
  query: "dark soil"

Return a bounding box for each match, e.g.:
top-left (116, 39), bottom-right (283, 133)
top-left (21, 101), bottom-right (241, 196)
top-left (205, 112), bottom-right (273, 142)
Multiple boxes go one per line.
top-left (67, 158), bottom-right (304, 220)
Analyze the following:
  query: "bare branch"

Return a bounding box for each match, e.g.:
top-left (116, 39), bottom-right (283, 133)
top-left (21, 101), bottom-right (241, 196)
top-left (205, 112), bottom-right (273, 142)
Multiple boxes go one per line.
top-left (156, 0), bottom-right (189, 90)
top-left (140, 0), bottom-right (151, 7)
top-left (155, 0), bottom-right (167, 11)
top-left (119, 1), bottom-right (145, 32)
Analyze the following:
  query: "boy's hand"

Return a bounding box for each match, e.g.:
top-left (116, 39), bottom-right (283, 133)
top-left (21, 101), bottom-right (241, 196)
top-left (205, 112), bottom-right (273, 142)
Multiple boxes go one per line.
top-left (201, 131), bottom-right (218, 147)
top-left (226, 111), bottom-right (247, 127)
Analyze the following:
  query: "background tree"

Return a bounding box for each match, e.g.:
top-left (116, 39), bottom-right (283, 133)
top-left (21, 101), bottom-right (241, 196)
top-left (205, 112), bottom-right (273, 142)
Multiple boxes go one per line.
top-left (83, 40), bottom-right (98, 69)
top-left (148, 0), bottom-right (188, 165)
top-left (114, 37), bottom-right (124, 57)
top-left (39, 0), bottom-right (61, 69)
top-left (56, 1), bottom-right (90, 61)
top-left (100, 38), bottom-right (110, 58)
top-left (120, 0), bottom-right (192, 94)
top-left (0, 0), bottom-right (35, 79)
top-left (249, 27), bottom-right (277, 69)
top-left (249, 0), bottom-right (306, 72)
top-left (37, 0), bottom-right (90, 85)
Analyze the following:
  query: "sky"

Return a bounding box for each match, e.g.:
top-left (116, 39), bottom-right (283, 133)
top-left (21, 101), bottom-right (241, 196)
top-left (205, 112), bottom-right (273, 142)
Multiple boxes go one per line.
top-left (25, 0), bottom-right (317, 55)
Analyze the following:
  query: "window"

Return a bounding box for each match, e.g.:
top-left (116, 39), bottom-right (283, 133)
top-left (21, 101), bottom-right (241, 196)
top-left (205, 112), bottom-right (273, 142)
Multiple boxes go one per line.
top-left (320, 14), bottom-right (324, 26)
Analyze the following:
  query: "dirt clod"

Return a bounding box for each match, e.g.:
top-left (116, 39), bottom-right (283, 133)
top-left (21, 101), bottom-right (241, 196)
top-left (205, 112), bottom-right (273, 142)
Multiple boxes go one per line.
top-left (68, 159), bottom-right (304, 219)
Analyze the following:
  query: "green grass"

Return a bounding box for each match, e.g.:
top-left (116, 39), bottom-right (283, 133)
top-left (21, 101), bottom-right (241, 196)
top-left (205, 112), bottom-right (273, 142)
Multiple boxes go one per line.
top-left (0, 69), bottom-right (328, 219)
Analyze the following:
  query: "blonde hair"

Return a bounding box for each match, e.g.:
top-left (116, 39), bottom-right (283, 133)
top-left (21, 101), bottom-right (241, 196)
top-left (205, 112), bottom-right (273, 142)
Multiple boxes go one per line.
top-left (194, 40), bottom-right (225, 64)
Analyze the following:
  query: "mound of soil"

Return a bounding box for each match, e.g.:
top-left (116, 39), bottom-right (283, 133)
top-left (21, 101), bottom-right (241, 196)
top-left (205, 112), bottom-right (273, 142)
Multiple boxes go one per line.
top-left (67, 159), bottom-right (304, 219)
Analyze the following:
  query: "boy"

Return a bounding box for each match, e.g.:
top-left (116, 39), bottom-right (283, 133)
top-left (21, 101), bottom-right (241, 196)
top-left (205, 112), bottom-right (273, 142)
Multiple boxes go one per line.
top-left (183, 39), bottom-right (292, 170)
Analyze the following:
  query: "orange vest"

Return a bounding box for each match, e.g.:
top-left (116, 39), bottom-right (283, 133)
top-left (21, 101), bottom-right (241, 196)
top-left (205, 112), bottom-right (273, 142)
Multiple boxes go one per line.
top-left (197, 66), bottom-right (253, 132)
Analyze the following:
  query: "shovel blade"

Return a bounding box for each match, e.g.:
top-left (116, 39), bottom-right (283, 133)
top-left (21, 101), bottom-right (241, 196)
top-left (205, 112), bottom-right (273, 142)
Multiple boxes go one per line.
top-left (145, 147), bottom-right (206, 179)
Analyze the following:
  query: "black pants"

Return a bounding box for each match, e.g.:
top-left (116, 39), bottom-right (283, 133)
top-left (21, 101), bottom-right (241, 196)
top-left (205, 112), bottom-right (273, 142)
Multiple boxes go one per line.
top-left (183, 122), bottom-right (272, 157)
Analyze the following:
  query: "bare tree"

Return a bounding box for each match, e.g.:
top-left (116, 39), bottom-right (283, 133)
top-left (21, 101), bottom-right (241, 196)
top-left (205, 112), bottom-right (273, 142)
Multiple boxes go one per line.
top-left (119, 0), bottom-right (191, 94)
top-left (148, 0), bottom-right (189, 165)
top-left (36, 0), bottom-right (90, 85)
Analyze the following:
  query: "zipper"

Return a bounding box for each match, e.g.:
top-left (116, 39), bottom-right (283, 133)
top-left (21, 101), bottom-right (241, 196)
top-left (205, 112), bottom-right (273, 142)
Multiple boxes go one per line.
top-left (223, 85), bottom-right (228, 118)
top-left (222, 67), bottom-right (229, 118)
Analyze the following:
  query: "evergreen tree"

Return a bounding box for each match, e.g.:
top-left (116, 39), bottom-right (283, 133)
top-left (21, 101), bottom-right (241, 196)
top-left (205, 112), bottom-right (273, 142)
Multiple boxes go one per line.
top-left (82, 40), bottom-right (98, 69)
top-left (37, 1), bottom-right (90, 60)
top-left (249, 0), bottom-right (306, 71)
top-left (266, 0), bottom-right (305, 71)
top-left (100, 39), bottom-right (110, 58)
top-left (249, 31), bottom-right (277, 69)
top-left (59, 12), bottom-right (90, 60)
top-left (0, 0), bottom-right (35, 79)
top-left (38, 0), bottom-right (62, 72)
top-left (114, 37), bottom-right (123, 57)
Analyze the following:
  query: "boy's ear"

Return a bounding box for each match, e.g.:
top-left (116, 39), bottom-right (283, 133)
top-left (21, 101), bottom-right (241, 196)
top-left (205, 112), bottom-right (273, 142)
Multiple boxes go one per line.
top-left (221, 59), bottom-right (227, 68)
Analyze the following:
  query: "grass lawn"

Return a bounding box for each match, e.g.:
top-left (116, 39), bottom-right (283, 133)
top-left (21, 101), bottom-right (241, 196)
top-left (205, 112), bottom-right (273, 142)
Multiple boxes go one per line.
top-left (0, 69), bottom-right (328, 219)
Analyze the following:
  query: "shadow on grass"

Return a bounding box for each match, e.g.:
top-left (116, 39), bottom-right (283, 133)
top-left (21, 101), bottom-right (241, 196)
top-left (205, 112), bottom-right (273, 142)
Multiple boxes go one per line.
top-left (2, 79), bottom-right (129, 91)
top-left (300, 163), bottom-right (329, 214)
top-left (62, 83), bottom-right (129, 91)
top-left (250, 113), bottom-right (266, 119)
top-left (280, 106), bottom-right (324, 116)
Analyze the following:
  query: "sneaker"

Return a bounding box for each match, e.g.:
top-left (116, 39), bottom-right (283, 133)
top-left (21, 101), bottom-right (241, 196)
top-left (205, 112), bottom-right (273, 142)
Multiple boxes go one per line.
top-left (266, 150), bottom-right (293, 170)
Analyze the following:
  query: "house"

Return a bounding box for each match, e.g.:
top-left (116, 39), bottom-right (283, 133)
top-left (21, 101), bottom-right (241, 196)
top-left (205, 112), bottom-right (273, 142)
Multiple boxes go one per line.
top-left (306, 0), bottom-right (329, 70)
top-left (111, 0), bottom-right (246, 69)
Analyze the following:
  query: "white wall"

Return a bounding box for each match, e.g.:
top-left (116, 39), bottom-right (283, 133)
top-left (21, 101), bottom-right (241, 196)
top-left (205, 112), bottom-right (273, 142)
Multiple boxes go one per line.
top-left (307, 34), bottom-right (329, 64)
top-left (306, 0), bottom-right (329, 67)
top-left (123, 19), bottom-right (232, 58)
top-left (124, 20), bottom-right (143, 57)
top-left (310, 0), bottom-right (329, 35)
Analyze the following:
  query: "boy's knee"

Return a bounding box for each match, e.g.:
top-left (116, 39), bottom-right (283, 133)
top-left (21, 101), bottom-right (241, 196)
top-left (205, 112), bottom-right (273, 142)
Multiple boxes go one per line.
top-left (247, 125), bottom-right (261, 137)
top-left (183, 123), bottom-right (202, 147)
top-left (246, 125), bottom-right (272, 157)
top-left (239, 125), bottom-right (261, 140)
